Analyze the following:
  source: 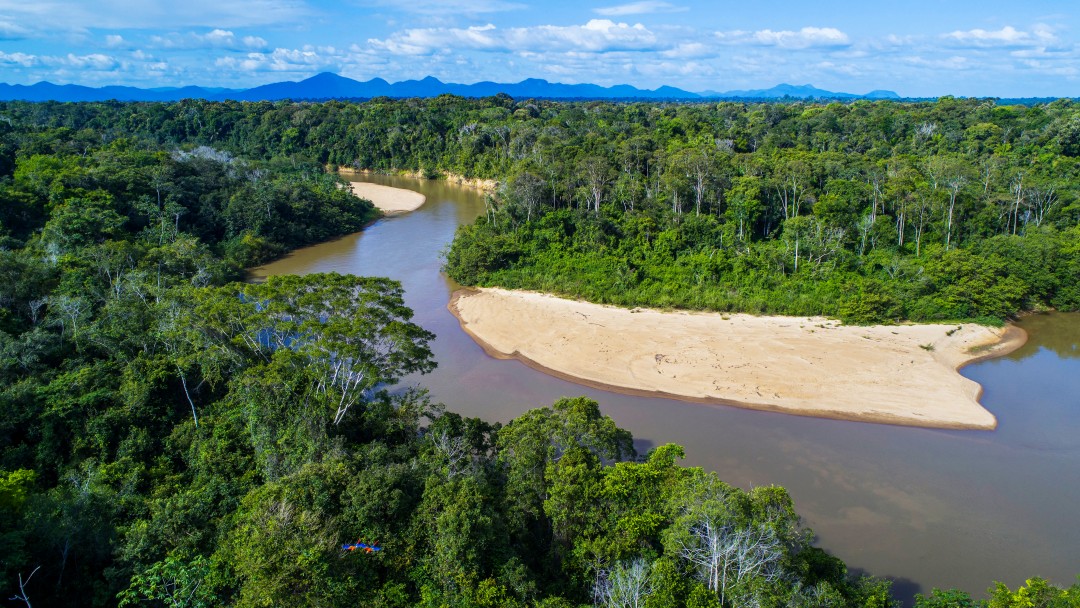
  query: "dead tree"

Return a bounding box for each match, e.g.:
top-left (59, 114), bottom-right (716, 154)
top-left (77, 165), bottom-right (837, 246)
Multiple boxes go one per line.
top-left (593, 558), bottom-right (653, 608)
top-left (9, 566), bottom-right (40, 608)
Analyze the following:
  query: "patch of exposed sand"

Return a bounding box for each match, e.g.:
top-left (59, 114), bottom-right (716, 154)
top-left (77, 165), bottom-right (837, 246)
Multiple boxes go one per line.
top-left (449, 288), bottom-right (1027, 430)
top-left (348, 182), bottom-right (426, 214)
top-left (338, 167), bottom-right (497, 192)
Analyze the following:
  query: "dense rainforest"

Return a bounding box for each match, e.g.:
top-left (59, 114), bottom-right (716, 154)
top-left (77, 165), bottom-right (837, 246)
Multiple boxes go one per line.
top-left (434, 98), bottom-right (1080, 323)
top-left (1, 97), bottom-right (1079, 607)
top-left (4, 95), bottom-right (1079, 322)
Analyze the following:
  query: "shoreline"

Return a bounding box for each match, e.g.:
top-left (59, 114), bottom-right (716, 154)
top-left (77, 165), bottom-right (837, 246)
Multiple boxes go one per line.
top-left (346, 181), bottom-right (426, 214)
top-left (448, 288), bottom-right (1029, 430)
top-left (249, 178), bottom-right (426, 280)
top-left (338, 166), bottom-right (498, 192)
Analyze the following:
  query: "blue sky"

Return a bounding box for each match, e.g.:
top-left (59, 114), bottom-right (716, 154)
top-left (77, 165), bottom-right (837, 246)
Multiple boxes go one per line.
top-left (0, 0), bottom-right (1076, 97)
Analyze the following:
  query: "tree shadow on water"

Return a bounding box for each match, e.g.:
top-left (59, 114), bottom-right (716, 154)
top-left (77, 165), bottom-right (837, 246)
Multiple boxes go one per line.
top-left (632, 437), bottom-right (656, 459)
top-left (849, 567), bottom-right (923, 608)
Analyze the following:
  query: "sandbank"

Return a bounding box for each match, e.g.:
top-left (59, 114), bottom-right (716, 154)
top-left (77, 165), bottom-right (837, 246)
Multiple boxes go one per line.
top-left (339, 167), bottom-right (498, 192)
top-left (448, 288), bottom-right (1027, 430)
top-left (348, 181), bottom-right (426, 214)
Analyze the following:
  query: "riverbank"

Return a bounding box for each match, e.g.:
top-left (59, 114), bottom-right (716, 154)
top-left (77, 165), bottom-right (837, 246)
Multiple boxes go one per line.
top-left (449, 287), bottom-right (1028, 430)
top-left (347, 181), bottom-right (426, 214)
top-left (339, 167), bottom-right (498, 192)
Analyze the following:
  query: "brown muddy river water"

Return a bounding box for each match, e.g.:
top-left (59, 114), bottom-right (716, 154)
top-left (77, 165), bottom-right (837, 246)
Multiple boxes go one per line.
top-left (251, 175), bottom-right (1080, 600)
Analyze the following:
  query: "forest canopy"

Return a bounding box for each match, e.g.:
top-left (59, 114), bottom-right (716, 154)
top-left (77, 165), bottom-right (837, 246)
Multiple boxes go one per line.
top-left (1, 97), bottom-right (1078, 607)
top-left (9, 93), bottom-right (1074, 323)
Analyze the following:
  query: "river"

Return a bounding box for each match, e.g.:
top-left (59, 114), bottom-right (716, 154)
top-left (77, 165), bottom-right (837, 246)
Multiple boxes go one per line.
top-left (250, 174), bottom-right (1080, 600)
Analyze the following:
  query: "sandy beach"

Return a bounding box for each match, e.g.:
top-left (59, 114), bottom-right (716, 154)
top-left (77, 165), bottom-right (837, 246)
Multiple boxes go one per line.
top-left (339, 167), bottom-right (498, 192)
top-left (348, 181), bottom-right (426, 214)
top-left (449, 288), bottom-right (1027, 430)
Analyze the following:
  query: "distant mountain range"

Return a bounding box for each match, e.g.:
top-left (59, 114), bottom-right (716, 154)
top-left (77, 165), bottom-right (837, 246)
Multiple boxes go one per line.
top-left (699, 83), bottom-right (899, 100)
top-left (0, 72), bottom-right (900, 103)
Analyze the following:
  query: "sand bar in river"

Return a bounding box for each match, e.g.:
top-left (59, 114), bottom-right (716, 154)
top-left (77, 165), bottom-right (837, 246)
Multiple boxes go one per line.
top-left (449, 287), bottom-right (1027, 430)
top-left (348, 181), bottom-right (426, 214)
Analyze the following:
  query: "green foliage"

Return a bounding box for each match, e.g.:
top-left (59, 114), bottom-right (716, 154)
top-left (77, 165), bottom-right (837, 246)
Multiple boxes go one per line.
top-left (118, 552), bottom-right (216, 608)
top-left (0, 96), bottom-right (1077, 608)
top-left (916, 587), bottom-right (978, 608)
top-left (0, 468), bottom-right (36, 593)
top-left (425, 100), bottom-right (1080, 324)
top-left (222, 461), bottom-right (365, 607)
top-left (0, 468), bottom-right (35, 511)
top-left (986, 577), bottom-right (1080, 608)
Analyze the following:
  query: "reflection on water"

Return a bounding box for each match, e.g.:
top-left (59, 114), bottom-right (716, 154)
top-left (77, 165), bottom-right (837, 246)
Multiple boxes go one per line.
top-left (1008, 313), bottom-right (1080, 360)
top-left (964, 313), bottom-right (1080, 452)
top-left (253, 175), bottom-right (1080, 600)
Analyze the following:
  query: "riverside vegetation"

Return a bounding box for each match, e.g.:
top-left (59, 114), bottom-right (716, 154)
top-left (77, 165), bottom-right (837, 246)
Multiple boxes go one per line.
top-left (437, 99), bottom-right (1080, 324)
top-left (0, 97), bottom-right (1078, 607)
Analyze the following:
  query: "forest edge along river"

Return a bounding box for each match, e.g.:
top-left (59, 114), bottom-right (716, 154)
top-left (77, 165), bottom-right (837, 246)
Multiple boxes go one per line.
top-left (249, 174), bottom-right (1080, 601)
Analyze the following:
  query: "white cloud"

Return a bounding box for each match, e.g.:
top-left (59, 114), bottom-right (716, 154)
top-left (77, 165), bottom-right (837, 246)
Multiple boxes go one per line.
top-left (660, 42), bottom-right (711, 59)
top-left (0, 2), bottom-right (1073, 97)
top-left (0, 20), bottom-right (29, 40)
top-left (1017, 59), bottom-right (1078, 77)
top-left (151, 29), bottom-right (268, 51)
top-left (0, 51), bottom-right (120, 71)
top-left (715, 27), bottom-right (851, 50)
top-left (634, 59), bottom-right (710, 78)
top-left (515, 20), bottom-right (659, 52)
top-left (882, 34), bottom-right (916, 48)
top-left (63, 53), bottom-right (119, 70)
top-left (1010, 46), bottom-right (1076, 59)
top-left (368, 19), bottom-right (664, 56)
top-left (944, 25), bottom-right (1056, 48)
top-left (749, 27), bottom-right (850, 49)
top-left (594, 1), bottom-right (686, 16)
top-left (368, 24), bottom-right (498, 55)
top-left (0, 51), bottom-right (38, 67)
top-left (215, 45), bottom-right (346, 74)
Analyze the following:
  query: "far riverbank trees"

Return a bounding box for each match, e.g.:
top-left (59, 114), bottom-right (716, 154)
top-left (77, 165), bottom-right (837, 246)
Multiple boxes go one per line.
top-left (2, 98), bottom-right (1079, 606)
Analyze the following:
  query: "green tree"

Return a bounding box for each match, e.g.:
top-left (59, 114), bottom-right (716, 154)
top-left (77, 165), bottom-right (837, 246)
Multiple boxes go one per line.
top-left (118, 553), bottom-right (216, 608)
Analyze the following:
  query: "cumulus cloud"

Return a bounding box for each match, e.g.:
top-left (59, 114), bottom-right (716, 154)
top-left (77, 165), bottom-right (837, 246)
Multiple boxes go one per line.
top-left (215, 46), bottom-right (346, 73)
top-left (368, 19), bottom-right (663, 56)
top-left (0, 50), bottom-right (120, 70)
top-left (1, 2), bottom-right (1074, 97)
top-left (721, 26), bottom-right (850, 49)
top-left (511, 19), bottom-right (661, 52)
top-left (152, 29), bottom-right (268, 50)
top-left (594, 1), bottom-right (686, 16)
top-left (0, 51), bottom-right (38, 67)
top-left (368, 24), bottom-right (498, 55)
top-left (358, 21), bottom-right (873, 91)
top-left (63, 53), bottom-right (119, 70)
top-left (944, 25), bottom-right (1056, 48)
top-left (760, 27), bottom-right (849, 47)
